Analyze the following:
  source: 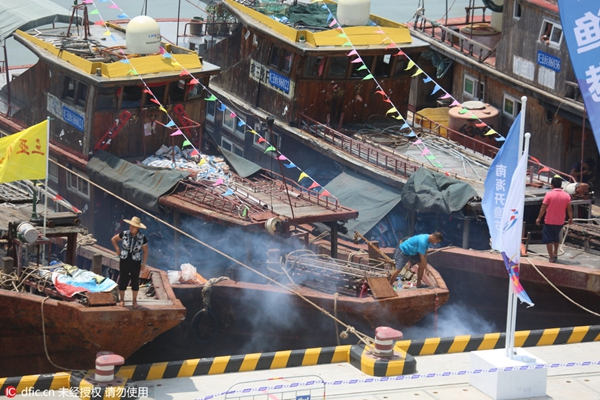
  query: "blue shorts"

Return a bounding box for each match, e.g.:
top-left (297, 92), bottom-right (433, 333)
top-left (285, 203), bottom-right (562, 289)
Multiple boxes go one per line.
top-left (542, 224), bottom-right (563, 244)
top-left (393, 247), bottom-right (421, 270)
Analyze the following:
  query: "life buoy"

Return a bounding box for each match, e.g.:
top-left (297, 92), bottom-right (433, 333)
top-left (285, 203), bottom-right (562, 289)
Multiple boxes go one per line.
top-left (482, 0), bottom-right (503, 13)
top-left (191, 309), bottom-right (219, 344)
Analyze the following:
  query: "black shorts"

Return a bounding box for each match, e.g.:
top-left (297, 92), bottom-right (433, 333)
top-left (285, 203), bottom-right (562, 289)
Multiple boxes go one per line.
top-left (393, 247), bottom-right (421, 270)
top-left (542, 224), bottom-right (563, 244)
top-left (118, 259), bottom-right (141, 291)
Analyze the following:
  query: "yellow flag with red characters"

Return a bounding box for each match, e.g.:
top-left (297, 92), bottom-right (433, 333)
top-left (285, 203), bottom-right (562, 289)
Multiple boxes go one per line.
top-left (0, 120), bottom-right (48, 184)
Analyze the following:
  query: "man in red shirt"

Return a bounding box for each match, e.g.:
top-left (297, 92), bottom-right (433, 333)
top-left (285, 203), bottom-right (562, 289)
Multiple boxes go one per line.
top-left (536, 177), bottom-right (572, 262)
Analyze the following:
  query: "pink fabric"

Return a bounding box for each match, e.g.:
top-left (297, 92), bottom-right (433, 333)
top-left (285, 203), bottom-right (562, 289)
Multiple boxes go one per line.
top-left (543, 188), bottom-right (571, 225)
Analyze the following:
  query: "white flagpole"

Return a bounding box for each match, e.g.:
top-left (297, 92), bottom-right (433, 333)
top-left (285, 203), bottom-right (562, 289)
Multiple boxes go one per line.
top-left (42, 118), bottom-right (50, 249)
top-left (505, 96), bottom-right (528, 358)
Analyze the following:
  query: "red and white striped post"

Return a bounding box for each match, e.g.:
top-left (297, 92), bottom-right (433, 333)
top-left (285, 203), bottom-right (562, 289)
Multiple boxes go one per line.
top-left (94, 351), bottom-right (125, 382)
top-left (374, 326), bottom-right (403, 358)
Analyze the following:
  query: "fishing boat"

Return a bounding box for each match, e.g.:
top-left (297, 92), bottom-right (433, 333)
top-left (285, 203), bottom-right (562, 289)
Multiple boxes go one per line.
top-left (0, 182), bottom-right (186, 377)
top-left (0, 0), bottom-right (451, 364)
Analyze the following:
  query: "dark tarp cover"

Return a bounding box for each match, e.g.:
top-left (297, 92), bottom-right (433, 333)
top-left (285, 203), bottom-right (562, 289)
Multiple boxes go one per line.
top-left (0, 0), bottom-right (79, 39)
top-left (401, 168), bottom-right (478, 215)
top-left (324, 170), bottom-right (402, 237)
top-left (86, 150), bottom-right (191, 213)
top-left (218, 146), bottom-right (262, 178)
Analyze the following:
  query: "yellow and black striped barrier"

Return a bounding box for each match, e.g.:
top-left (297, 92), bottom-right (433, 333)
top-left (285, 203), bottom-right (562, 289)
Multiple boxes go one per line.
top-left (3, 325), bottom-right (600, 396)
top-left (395, 325), bottom-right (600, 356)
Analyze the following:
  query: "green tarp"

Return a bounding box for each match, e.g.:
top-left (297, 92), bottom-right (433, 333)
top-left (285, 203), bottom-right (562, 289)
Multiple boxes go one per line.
top-left (219, 146), bottom-right (262, 178)
top-left (86, 150), bottom-right (191, 213)
top-left (401, 168), bottom-right (478, 215)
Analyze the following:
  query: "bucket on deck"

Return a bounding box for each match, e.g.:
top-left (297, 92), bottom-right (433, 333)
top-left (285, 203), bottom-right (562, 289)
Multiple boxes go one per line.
top-left (17, 222), bottom-right (38, 243)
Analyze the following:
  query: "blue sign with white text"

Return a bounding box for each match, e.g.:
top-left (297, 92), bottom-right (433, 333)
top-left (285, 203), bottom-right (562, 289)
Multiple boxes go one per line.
top-left (268, 69), bottom-right (291, 93)
top-left (296, 395), bottom-right (311, 400)
top-left (537, 50), bottom-right (561, 72)
top-left (559, 2), bottom-right (600, 153)
top-left (63, 105), bottom-right (85, 131)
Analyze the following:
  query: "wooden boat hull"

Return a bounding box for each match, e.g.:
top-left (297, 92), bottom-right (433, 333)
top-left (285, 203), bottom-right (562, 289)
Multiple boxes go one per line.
top-left (0, 269), bottom-right (186, 377)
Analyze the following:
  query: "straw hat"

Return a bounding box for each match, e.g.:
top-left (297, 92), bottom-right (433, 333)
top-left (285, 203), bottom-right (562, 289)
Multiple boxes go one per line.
top-left (123, 216), bottom-right (147, 229)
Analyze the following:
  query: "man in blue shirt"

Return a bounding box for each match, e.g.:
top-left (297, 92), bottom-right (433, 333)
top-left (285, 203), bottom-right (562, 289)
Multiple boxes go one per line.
top-left (389, 232), bottom-right (443, 288)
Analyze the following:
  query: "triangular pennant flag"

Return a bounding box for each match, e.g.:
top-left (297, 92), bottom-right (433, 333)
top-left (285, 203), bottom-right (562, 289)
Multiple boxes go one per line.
top-left (421, 148), bottom-right (431, 156)
top-left (485, 128), bottom-right (498, 136)
top-left (401, 123), bottom-right (410, 130)
top-left (298, 172), bottom-right (309, 182)
top-left (350, 57), bottom-right (363, 64)
top-left (198, 158), bottom-right (207, 166)
top-left (180, 70), bottom-right (190, 77)
top-left (475, 122), bottom-right (486, 128)
top-left (327, 11), bottom-right (333, 23)
top-left (357, 65), bottom-right (367, 71)
top-left (94, 20), bottom-right (105, 25)
top-left (538, 166), bottom-right (551, 173)
top-left (277, 155), bottom-right (287, 160)
top-left (374, 29), bottom-right (385, 34)
top-left (159, 106), bottom-right (166, 113)
top-left (412, 68), bottom-right (424, 77)
top-left (386, 107), bottom-right (398, 115)
top-left (329, 18), bottom-right (337, 27)
top-left (264, 146), bottom-right (276, 153)
top-left (405, 60), bottom-right (415, 70)
top-left (188, 78), bottom-right (200, 85)
top-left (450, 100), bottom-right (461, 107)
top-left (143, 89), bottom-right (152, 94)
top-left (375, 90), bottom-right (386, 96)
top-left (385, 43), bottom-right (396, 49)
top-left (162, 53), bottom-right (172, 59)
top-left (458, 108), bottom-right (468, 115)
top-left (308, 181), bottom-right (320, 190)
top-left (361, 73), bottom-right (374, 80)
top-left (117, 13), bottom-right (128, 19)
top-left (431, 84), bottom-right (442, 95)
top-left (249, 129), bottom-right (258, 134)
top-left (412, 139), bottom-right (422, 145)
top-left (394, 115), bottom-right (404, 120)
top-left (159, 47), bottom-right (166, 54)
top-left (229, 112), bottom-right (237, 118)
top-left (165, 120), bottom-right (175, 127)
top-left (404, 131), bottom-right (417, 137)
top-left (257, 137), bottom-right (266, 143)
top-left (182, 140), bottom-right (191, 147)
top-left (218, 103), bottom-right (226, 111)
top-left (119, 59), bottom-right (130, 64)
top-left (213, 178), bottom-right (224, 186)
top-left (90, 10), bottom-right (100, 15)
top-left (150, 98), bottom-right (160, 105)
top-left (423, 76), bottom-right (432, 83)
top-left (190, 149), bottom-right (199, 156)
top-left (237, 120), bottom-right (246, 127)
top-left (342, 41), bottom-right (352, 46)
top-left (383, 98), bottom-right (392, 103)
top-left (222, 189), bottom-right (234, 196)
top-left (426, 154), bottom-right (436, 160)
top-left (284, 162), bottom-right (296, 168)
top-left (337, 33), bottom-right (348, 38)
top-left (495, 136), bottom-right (506, 142)
top-left (440, 93), bottom-right (452, 99)
top-left (347, 49), bottom-right (358, 57)
top-left (320, 190), bottom-right (331, 197)
top-left (109, 4), bottom-right (119, 8)
top-left (172, 61), bottom-right (181, 67)
top-left (170, 130), bottom-right (183, 136)
top-left (205, 94), bottom-right (217, 101)
top-left (394, 50), bottom-right (405, 56)
top-left (103, 30), bottom-right (111, 36)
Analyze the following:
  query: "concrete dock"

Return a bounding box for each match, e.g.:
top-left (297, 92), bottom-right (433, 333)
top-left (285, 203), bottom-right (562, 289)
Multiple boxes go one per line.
top-left (3, 339), bottom-right (600, 399)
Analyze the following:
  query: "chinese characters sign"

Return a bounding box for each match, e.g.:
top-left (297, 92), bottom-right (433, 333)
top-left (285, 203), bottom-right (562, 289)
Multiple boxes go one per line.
top-left (559, 2), bottom-right (600, 150)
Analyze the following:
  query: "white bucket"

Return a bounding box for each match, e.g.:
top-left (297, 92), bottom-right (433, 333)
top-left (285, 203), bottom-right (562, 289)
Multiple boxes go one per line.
top-left (17, 222), bottom-right (38, 243)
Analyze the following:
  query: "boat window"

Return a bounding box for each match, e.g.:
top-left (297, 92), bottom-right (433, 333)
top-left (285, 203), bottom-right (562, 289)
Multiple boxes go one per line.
top-left (169, 80), bottom-right (187, 103)
top-left (222, 110), bottom-right (236, 131)
top-left (221, 137), bottom-right (243, 156)
top-left (97, 87), bottom-right (118, 110)
top-left (76, 83), bottom-right (88, 108)
top-left (327, 57), bottom-right (348, 78)
top-left (513, 0), bottom-right (521, 19)
top-left (206, 100), bottom-right (216, 122)
top-left (144, 84), bottom-right (167, 107)
top-left (374, 54), bottom-right (394, 77)
top-left (502, 94), bottom-right (522, 119)
top-left (66, 169), bottom-right (90, 199)
top-left (269, 46), bottom-right (281, 68)
top-left (351, 56), bottom-right (374, 79)
top-left (63, 77), bottom-right (76, 101)
top-left (188, 83), bottom-right (203, 99)
top-left (282, 50), bottom-right (294, 73)
top-left (463, 74), bottom-right (485, 100)
top-left (539, 20), bottom-right (563, 46)
top-left (122, 85), bottom-right (142, 108)
top-left (392, 58), bottom-right (408, 76)
top-left (304, 56), bottom-right (325, 77)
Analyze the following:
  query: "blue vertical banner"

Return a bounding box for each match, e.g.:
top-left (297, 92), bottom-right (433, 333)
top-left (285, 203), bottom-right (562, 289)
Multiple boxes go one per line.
top-left (559, 2), bottom-right (600, 150)
top-left (482, 113), bottom-right (522, 250)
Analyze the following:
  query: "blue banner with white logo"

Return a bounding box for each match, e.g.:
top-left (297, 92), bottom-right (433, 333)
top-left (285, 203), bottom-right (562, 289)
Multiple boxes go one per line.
top-left (482, 113), bottom-right (521, 250)
top-left (559, 2), bottom-right (600, 151)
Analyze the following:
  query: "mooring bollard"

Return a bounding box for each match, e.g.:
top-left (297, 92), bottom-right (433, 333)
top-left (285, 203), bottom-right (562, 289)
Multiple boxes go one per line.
top-left (94, 351), bottom-right (125, 382)
top-left (374, 326), bottom-right (403, 358)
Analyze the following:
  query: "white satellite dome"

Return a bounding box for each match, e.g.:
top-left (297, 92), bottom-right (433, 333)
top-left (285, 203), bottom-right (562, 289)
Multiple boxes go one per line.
top-left (126, 16), bottom-right (161, 55)
top-left (337, 0), bottom-right (371, 26)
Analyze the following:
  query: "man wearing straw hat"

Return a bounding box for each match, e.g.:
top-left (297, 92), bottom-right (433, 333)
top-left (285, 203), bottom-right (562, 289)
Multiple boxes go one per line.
top-left (111, 216), bottom-right (149, 308)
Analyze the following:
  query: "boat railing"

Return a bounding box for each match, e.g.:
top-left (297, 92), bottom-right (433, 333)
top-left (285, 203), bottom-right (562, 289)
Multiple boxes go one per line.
top-left (297, 112), bottom-right (420, 179)
top-left (412, 11), bottom-right (496, 64)
top-left (412, 111), bottom-right (577, 184)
